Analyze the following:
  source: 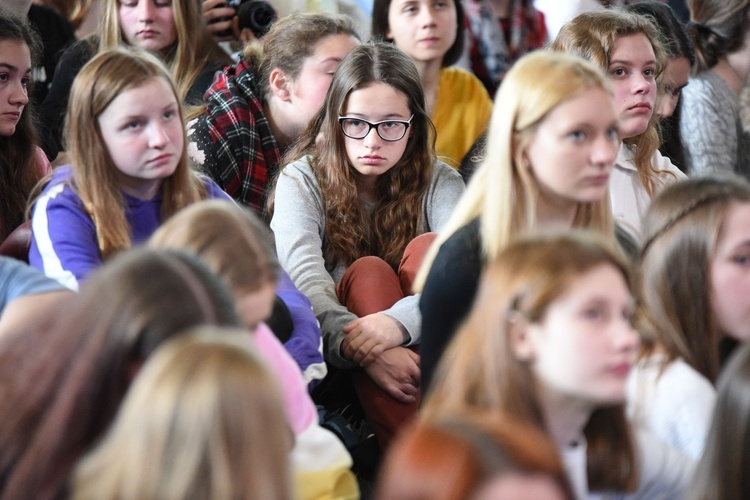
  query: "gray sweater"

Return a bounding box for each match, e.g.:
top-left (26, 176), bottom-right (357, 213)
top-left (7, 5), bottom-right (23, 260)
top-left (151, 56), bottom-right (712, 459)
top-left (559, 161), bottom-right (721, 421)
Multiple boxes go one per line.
top-left (271, 156), bottom-right (465, 369)
top-left (680, 70), bottom-right (750, 177)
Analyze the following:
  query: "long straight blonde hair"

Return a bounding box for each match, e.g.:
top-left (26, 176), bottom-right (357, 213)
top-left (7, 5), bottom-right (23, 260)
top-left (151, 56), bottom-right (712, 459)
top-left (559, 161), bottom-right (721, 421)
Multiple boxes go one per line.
top-left (98, 0), bottom-right (228, 101)
top-left (65, 47), bottom-right (207, 259)
top-left (72, 329), bottom-right (292, 500)
top-left (415, 51), bottom-right (614, 290)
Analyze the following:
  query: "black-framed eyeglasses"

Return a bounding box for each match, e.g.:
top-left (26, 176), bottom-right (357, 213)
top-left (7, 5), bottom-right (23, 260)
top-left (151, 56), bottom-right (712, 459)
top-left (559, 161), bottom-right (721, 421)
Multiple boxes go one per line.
top-left (338, 115), bottom-right (414, 142)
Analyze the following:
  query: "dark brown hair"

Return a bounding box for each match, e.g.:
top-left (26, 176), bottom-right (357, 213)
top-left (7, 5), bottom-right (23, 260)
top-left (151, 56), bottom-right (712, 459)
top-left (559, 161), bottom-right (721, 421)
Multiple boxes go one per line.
top-left (0, 248), bottom-right (240, 499)
top-left (0, 8), bottom-right (43, 242)
top-left (371, 0), bottom-right (465, 67)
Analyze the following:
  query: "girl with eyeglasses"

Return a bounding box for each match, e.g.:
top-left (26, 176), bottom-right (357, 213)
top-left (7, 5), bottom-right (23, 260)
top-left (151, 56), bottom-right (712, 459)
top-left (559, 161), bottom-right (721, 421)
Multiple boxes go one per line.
top-left (269, 41), bottom-right (465, 447)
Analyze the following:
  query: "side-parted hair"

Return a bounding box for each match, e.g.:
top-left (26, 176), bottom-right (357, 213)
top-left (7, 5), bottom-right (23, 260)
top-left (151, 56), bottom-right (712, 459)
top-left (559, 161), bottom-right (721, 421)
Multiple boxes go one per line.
top-left (72, 329), bottom-right (292, 500)
top-left (638, 175), bottom-right (750, 383)
top-left (376, 412), bottom-right (573, 500)
top-left (64, 47), bottom-right (207, 259)
top-left (98, 0), bottom-right (228, 101)
top-left (549, 9), bottom-right (670, 197)
top-left (415, 50), bottom-right (614, 290)
top-left (149, 199), bottom-right (280, 293)
top-left (371, 0), bottom-right (465, 67)
top-left (686, 0), bottom-right (750, 73)
top-left (689, 344), bottom-right (750, 499)
top-left (422, 232), bottom-right (638, 492)
top-left (272, 42), bottom-right (435, 269)
top-left (0, 8), bottom-right (42, 242)
top-left (254, 12), bottom-right (360, 103)
top-left (0, 248), bottom-right (240, 499)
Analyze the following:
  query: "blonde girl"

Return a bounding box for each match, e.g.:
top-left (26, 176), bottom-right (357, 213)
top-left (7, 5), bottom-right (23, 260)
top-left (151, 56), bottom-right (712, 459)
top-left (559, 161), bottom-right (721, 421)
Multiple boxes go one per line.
top-left (417, 50), bottom-right (619, 391)
top-left (72, 329), bottom-right (292, 500)
top-left (30, 47), bottom-right (231, 290)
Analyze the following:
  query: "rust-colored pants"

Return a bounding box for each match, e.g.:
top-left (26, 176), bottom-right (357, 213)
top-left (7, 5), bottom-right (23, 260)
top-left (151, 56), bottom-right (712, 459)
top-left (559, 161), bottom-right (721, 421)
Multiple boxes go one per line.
top-left (336, 233), bottom-right (436, 448)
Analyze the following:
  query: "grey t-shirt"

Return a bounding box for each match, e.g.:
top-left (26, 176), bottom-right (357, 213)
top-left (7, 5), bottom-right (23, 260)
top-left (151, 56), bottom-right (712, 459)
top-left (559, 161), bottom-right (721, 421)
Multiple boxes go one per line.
top-left (0, 256), bottom-right (67, 312)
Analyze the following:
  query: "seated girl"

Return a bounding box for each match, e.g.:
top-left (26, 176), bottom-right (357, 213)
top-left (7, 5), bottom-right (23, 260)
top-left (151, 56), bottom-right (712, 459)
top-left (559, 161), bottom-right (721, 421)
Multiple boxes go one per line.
top-left (422, 232), bottom-right (694, 498)
top-left (150, 200), bottom-right (326, 388)
top-left (371, 0), bottom-right (493, 169)
top-left (626, 0), bottom-right (694, 172)
top-left (628, 174), bottom-right (750, 459)
top-left (186, 13), bottom-right (360, 214)
top-left (0, 248), bottom-right (241, 498)
top-left (0, 10), bottom-right (49, 243)
top-left (72, 330), bottom-right (292, 500)
top-left (417, 50), bottom-right (620, 392)
top-left (270, 42), bottom-right (465, 446)
top-left (38, 0), bottom-right (230, 160)
top-left (29, 47), bottom-right (231, 290)
top-left (550, 9), bottom-right (686, 240)
top-left (149, 201), bottom-right (358, 499)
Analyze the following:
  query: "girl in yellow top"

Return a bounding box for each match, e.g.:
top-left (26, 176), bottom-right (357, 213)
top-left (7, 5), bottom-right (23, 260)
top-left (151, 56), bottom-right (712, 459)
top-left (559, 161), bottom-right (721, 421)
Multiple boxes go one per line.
top-left (372, 0), bottom-right (493, 170)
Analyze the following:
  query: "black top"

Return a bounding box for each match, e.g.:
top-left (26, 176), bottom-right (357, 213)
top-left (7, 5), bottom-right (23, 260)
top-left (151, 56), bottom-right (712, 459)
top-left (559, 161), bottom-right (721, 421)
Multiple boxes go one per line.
top-left (419, 218), bottom-right (483, 394)
top-left (37, 37), bottom-right (225, 159)
top-left (27, 4), bottom-right (76, 108)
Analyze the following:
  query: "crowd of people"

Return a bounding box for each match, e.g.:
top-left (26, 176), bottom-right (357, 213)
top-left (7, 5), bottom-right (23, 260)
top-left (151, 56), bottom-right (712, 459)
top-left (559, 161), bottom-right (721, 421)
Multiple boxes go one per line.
top-left (1, 0), bottom-right (749, 498)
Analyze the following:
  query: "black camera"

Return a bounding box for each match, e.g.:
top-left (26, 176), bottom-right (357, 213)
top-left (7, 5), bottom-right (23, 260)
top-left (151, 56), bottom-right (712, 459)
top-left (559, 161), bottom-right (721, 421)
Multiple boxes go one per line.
top-left (209, 0), bottom-right (277, 39)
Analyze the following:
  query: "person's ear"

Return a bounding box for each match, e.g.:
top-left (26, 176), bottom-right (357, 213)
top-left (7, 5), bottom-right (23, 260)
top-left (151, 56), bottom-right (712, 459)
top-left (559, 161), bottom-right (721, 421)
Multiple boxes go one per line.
top-left (508, 312), bottom-right (535, 362)
top-left (269, 68), bottom-right (292, 103)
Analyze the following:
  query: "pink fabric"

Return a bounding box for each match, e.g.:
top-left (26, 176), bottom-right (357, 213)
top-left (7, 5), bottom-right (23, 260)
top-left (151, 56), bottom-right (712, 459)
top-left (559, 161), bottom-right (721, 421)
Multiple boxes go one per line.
top-left (251, 323), bottom-right (317, 435)
top-left (34, 147), bottom-right (52, 177)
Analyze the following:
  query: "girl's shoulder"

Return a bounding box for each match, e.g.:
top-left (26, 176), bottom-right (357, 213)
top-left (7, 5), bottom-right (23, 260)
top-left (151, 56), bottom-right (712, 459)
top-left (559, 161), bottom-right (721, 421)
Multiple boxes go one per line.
top-left (439, 67), bottom-right (492, 103)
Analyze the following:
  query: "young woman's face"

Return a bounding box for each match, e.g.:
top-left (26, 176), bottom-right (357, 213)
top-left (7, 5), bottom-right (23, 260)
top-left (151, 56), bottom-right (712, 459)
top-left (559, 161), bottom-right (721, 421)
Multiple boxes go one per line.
top-left (234, 281), bottom-right (276, 332)
top-left (657, 56), bottom-right (690, 119)
top-left (524, 87), bottom-right (619, 207)
top-left (0, 40), bottom-right (31, 137)
top-left (710, 202), bottom-right (750, 342)
top-left (341, 82), bottom-right (411, 188)
top-left (607, 33), bottom-right (657, 139)
top-left (386, 0), bottom-right (457, 64)
top-left (119, 0), bottom-right (177, 53)
top-left (517, 264), bottom-right (638, 407)
top-left (97, 77), bottom-right (183, 199)
top-left (285, 33), bottom-right (360, 137)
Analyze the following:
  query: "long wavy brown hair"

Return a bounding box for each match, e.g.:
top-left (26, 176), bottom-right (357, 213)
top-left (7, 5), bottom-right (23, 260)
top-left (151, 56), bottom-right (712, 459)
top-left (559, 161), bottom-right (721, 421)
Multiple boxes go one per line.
top-left (272, 42), bottom-right (435, 269)
top-left (64, 47), bottom-right (207, 259)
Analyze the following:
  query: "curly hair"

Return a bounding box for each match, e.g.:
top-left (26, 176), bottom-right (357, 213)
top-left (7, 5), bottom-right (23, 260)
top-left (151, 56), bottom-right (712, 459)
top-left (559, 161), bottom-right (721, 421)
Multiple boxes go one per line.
top-left (275, 42), bottom-right (435, 269)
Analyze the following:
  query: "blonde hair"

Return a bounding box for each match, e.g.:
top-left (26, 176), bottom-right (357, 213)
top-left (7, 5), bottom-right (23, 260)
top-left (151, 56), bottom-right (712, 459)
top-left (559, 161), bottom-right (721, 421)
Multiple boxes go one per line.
top-left (64, 47), bottom-right (207, 259)
top-left (72, 329), bottom-right (292, 500)
top-left (98, 0), bottom-right (228, 101)
top-left (415, 50), bottom-right (614, 290)
top-left (422, 232), bottom-right (637, 492)
top-left (549, 9), bottom-right (671, 197)
top-left (149, 200), bottom-right (280, 293)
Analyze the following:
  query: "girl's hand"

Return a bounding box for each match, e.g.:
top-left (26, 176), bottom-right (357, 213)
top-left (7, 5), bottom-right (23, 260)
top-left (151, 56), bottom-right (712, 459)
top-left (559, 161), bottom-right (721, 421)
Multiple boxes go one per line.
top-left (342, 313), bottom-right (408, 365)
top-left (363, 347), bottom-right (420, 404)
